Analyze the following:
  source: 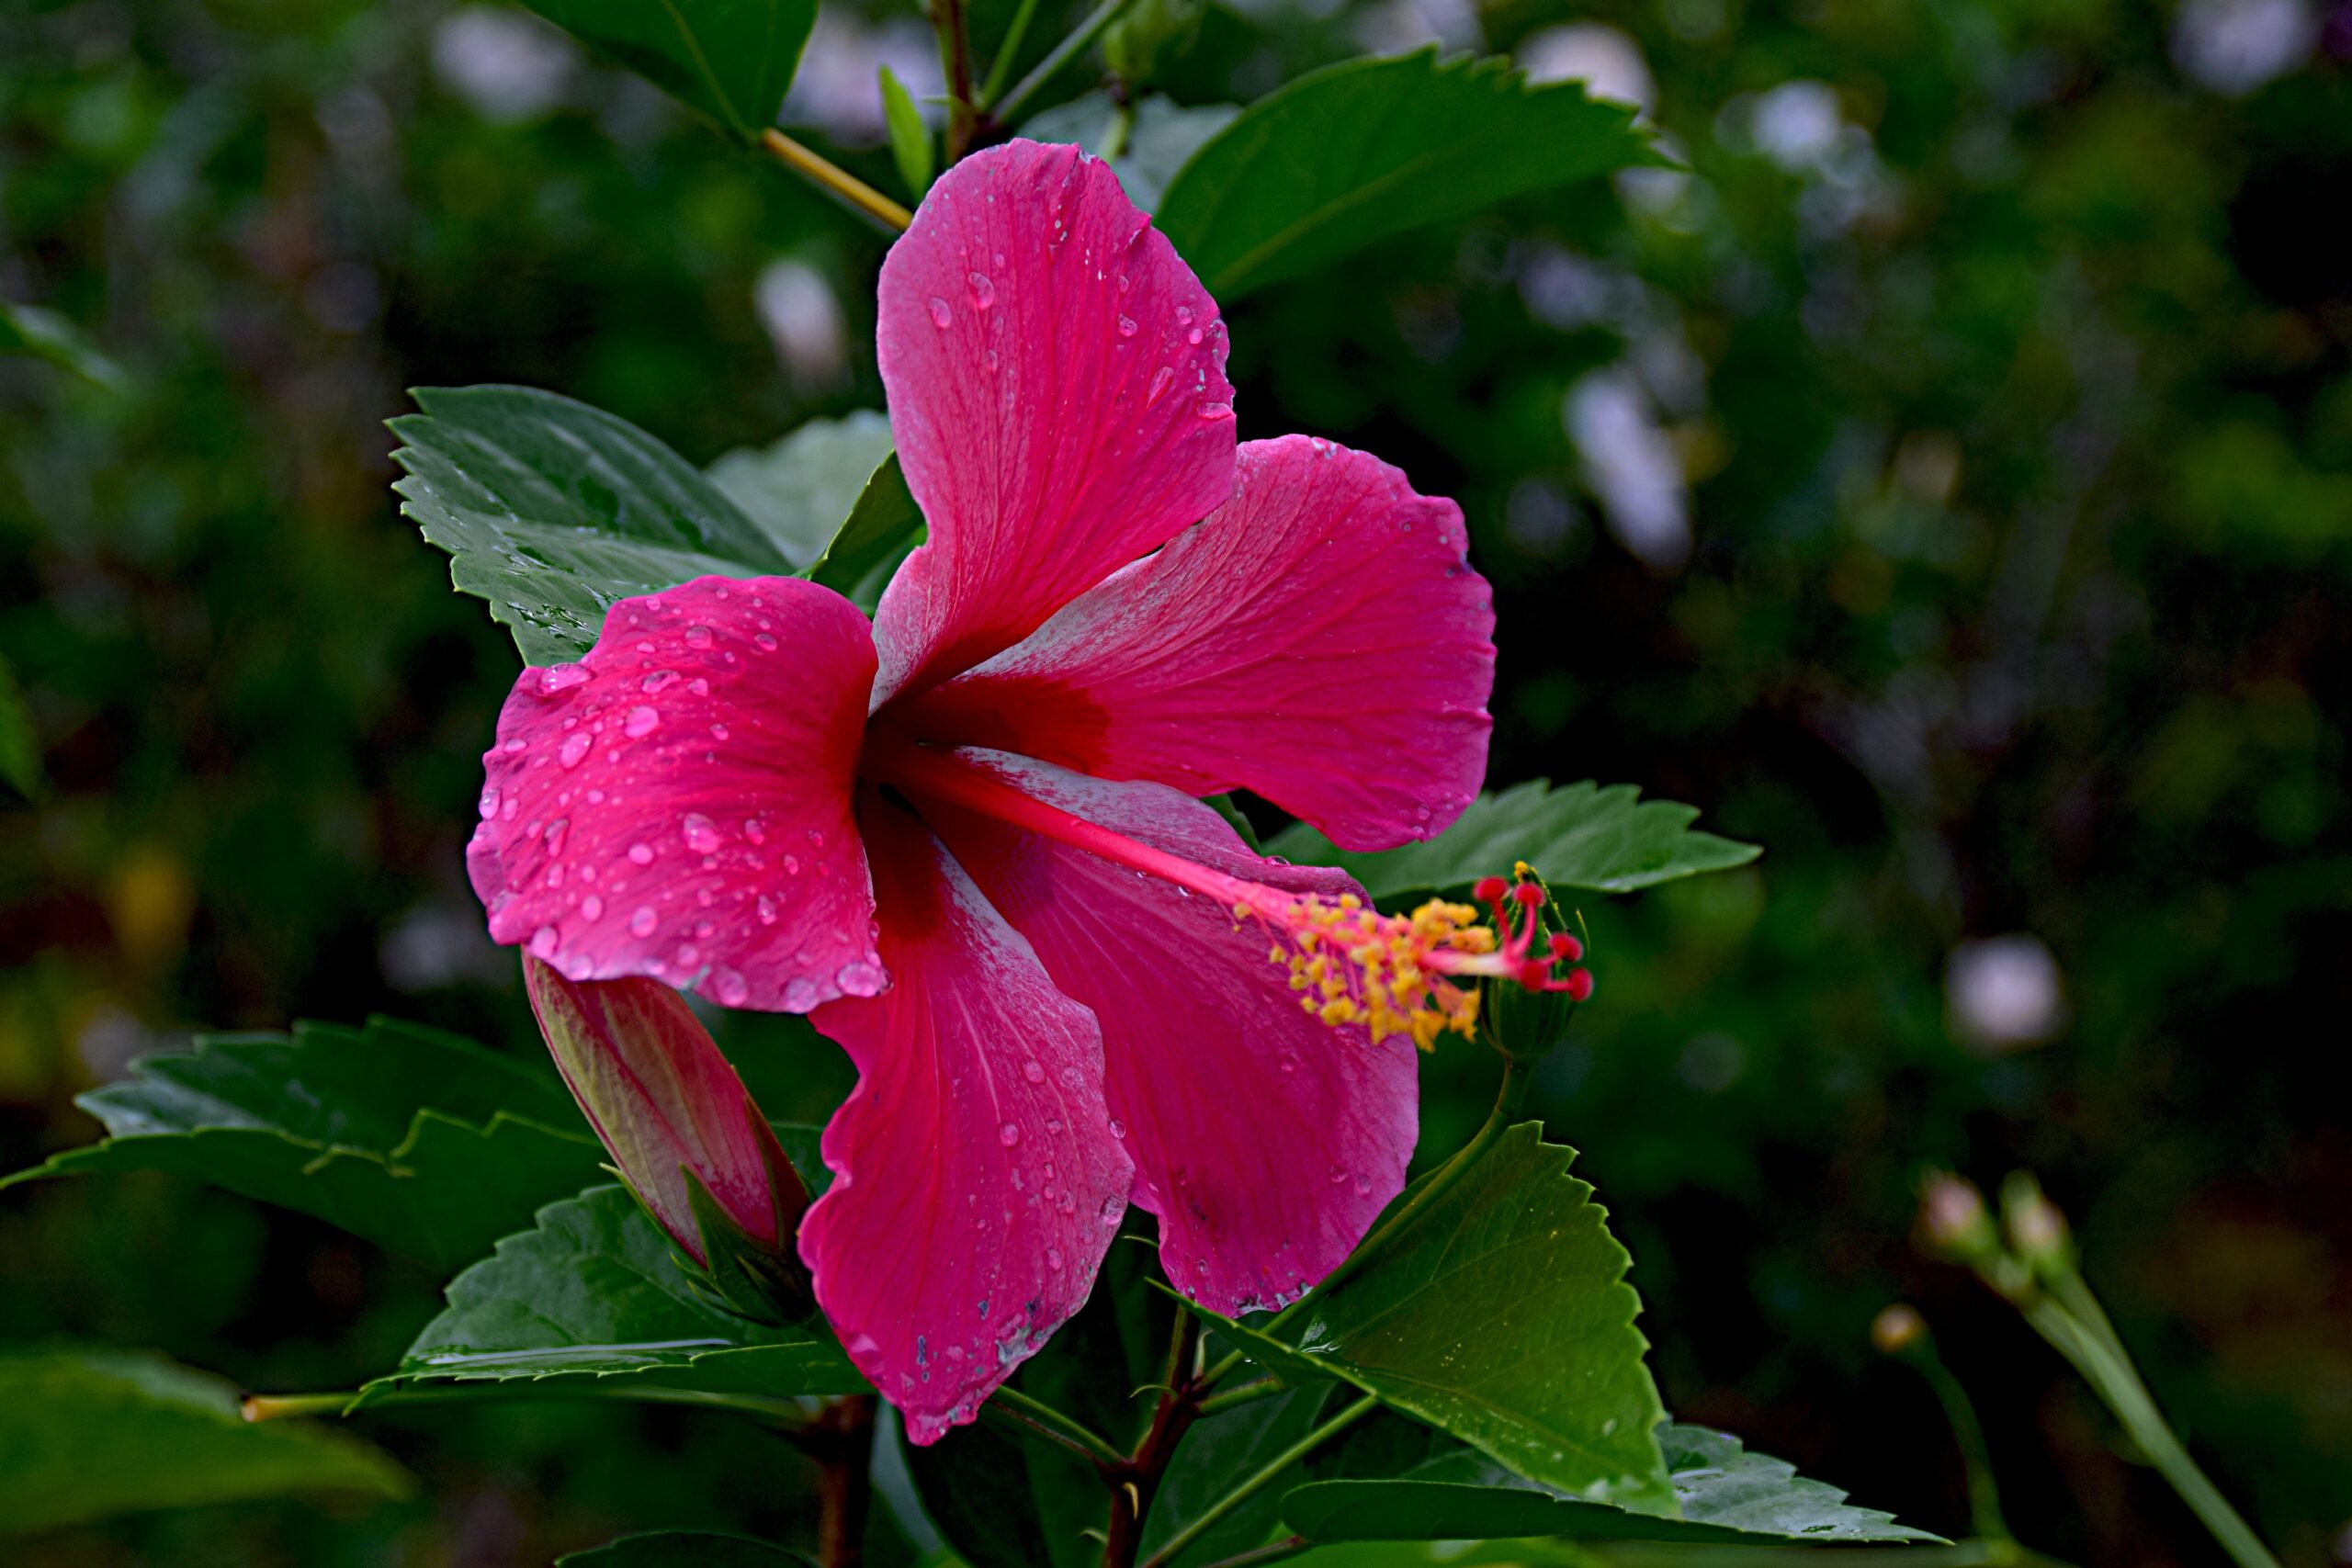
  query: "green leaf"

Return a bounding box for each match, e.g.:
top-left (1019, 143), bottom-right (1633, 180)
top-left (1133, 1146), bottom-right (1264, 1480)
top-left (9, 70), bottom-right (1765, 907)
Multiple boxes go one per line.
top-left (1199, 1123), bottom-right (1673, 1511)
top-left (558, 1531), bottom-right (817, 1565)
top-left (878, 65), bottom-right (933, 198)
top-left (515, 0), bottom-right (816, 141)
top-left (0, 1346), bottom-right (410, 1534)
top-left (360, 1185), bottom-right (865, 1404)
top-left (0, 653), bottom-right (40, 799)
top-left (1155, 49), bottom-right (1658, 299)
top-left (0, 1019), bottom-right (604, 1271)
top-left (1281, 1424), bottom-right (1941, 1545)
top-left (392, 384), bottom-right (793, 666)
top-left (904, 1409), bottom-right (1102, 1568)
top-left (705, 410), bottom-right (899, 568)
top-left (1, 298), bottom-right (127, 391)
top-left (1023, 92), bottom-right (1241, 211)
top-left (1264, 779), bottom-right (1759, 902)
top-left (802, 450), bottom-right (922, 609)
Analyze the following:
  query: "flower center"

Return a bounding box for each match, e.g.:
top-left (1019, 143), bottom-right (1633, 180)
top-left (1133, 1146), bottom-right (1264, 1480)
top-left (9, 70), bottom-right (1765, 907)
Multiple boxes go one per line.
top-left (866, 740), bottom-right (1589, 1049)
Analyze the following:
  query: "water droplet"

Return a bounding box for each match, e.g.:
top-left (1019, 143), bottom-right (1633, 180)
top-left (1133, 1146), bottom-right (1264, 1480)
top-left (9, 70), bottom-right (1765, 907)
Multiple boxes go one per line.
top-left (927, 296), bottom-right (952, 328)
top-left (742, 818), bottom-right (766, 844)
top-left (1022, 1059), bottom-right (1046, 1085)
top-left (709, 722), bottom-right (729, 740)
top-left (1046, 1247), bottom-right (1063, 1270)
top-left (1099, 1196), bottom-right (1124, 1224)
top-left (1146, 367), bottom-right (1174, 404)
top-left (630, 906), bottom-right (657, 936)
top-left (1108, 1119), bottom-right (1127, 1139)
top-left (784, 854), bottom-right (801, 875)
top-left (967, 272), bottom-right (995, 308)
top-left (1198, 401), bottom-right (1232, 421)
top-left (628, 842), bottom-right (654, 866)
top-left (539, 663), bottom-right (590, 694)
top-left (784, 977), bottom-right (820, 1010)
top-left (1187, 327), bottom-right (1204, 345)
top-left (641, 670), bottom-right (678, 693)
top-left (558, 732), bottom-right (592, 769)
top-left (709, 967), bottom-right (749, 1006)
top-left (684, 625), bottom-right (714, 649)
top-left (477, 785), bottom-right (501, 820)
top-left (580, 894), bottom-right (604, 921)
top-left (543, 817), bottom-right (569, 852)
top-left (623, 705), bottom-right (659, 738)
top-left (757, 894), bottom-right (778, 925)
top-left (682, 814), bottom-right (720, 852)
top-left (753, 632), bottom-right (777, 652)
top-left (674, 942), bottom-right (700, 967)
top-left (806, 828), bottom-right (826, 848)
top-left (1116, 313), bottom-right (1137, 337)
top-left (837, 959), bottom-right (885, 997)
top-left (1175, 304), bottom-right (1193, 325)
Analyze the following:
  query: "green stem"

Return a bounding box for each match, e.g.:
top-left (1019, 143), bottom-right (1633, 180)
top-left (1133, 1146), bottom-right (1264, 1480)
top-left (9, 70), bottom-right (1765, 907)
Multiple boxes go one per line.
top-left (1193, 1378), bottom-right (1285, 1418)
top-left (2020, 1294), bottom-right (2280, 1568)
top-left (978, 0), bottom-right (1046, 107)
top-left (1901, 1346), bottom-right (2008, 1542)
top-left (986, 1385), bottom-right (1127, 1470)
top-left (1138, 1395), bottom-right (1378, 1568)
top-left (988, 0), bottom-right (1140, 129)
top-left (1101, 95), bottom-right (1136, 160)
top-left (1194, 1538), bottom-right (1309, 1568)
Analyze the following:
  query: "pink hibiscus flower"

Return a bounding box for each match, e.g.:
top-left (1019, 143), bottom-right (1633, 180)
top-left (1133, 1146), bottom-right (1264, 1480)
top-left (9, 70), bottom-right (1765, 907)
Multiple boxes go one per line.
top-left (467, 141), bottom-right (1575, 1442)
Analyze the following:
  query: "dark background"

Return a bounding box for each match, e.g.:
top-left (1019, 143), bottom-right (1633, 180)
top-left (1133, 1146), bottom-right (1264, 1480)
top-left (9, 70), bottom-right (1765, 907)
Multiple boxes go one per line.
top-left (5, 0), bottom-right (2349, 1562)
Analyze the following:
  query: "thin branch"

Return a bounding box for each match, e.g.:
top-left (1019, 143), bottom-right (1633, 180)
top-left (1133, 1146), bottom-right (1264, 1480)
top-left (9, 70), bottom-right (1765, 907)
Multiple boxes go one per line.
top-left (1194, 1378), bottom-right (1286, 1418)
top-left (988, 0), bottom-right (1140, 130)
top-left (978, 0), bottom-right (1046, 107)
top-left (927, 0), bottom-right (980, 158)
top-left (985, 1386), bottom-right (1127, 1470)
top-left (1140, 1395), bottom-right (1378, 1568)
top-left (760, 130), bottom-right (912, 232)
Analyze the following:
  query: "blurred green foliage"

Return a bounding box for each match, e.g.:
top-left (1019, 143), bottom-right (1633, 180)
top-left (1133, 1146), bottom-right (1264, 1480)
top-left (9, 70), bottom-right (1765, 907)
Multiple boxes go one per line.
top-left (4, 0), bottom-right (2349, 1563)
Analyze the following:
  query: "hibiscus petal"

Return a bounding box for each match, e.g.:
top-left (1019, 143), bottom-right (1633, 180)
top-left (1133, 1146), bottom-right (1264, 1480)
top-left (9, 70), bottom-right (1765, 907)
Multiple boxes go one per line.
top-left (922, 751), bottom-right (1419, 1317)
top-left (871, 139), bottom-right (1238, 705)
top-left (905, 437), bottom-right (1496, 852)
top-left (803, 795), bottom-right (1132, 1445)
top-left (468, 575), bottom-right (885, 1012)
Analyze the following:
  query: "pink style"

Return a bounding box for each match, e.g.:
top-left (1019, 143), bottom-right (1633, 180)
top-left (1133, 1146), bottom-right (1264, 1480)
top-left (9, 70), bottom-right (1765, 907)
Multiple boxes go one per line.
top-left (466, 141), bottom-right (1503, 1443)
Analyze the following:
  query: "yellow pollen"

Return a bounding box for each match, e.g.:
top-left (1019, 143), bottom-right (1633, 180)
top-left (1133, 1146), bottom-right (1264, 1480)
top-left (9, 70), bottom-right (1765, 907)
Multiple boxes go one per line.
top-left (1249, 891), bottom-right (1497, 1051)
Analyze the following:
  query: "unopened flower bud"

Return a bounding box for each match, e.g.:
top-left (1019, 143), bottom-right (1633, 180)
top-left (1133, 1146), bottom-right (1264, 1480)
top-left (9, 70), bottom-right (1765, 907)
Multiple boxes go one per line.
top-left (1102, 0), bottom-right (1205, 88)
top-left (524, 956), bottom-right (812, 1322)
top-left (1999, 1171), bottom-right (2071, 1274)
top-left (1917, 1170), bottom-right (1998, 1262)
top-left (1871, 1303), bottom-right (1928, 1355)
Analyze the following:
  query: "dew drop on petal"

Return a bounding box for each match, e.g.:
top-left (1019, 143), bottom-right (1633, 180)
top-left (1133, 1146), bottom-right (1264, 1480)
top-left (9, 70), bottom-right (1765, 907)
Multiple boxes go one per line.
top-left (1021, 1059), bottom-right (1046, 1085)
top-left (1108, 1119), bottom-right (1127, 1139)
top-left (998, 1122), bottom-right (1021, 1147)
top-left (558, 732), bottom-right (592, 769)
top-left (1198, 401), bottom-right (1233, 421)
top-left (478, 786), bottom-right (501, 820)
top-left (967, 272), bottom-right (995, 308)
top-left (630, 906), bottom-right (658, 937)
top-left (1116, 314), bottom-right (1136, 338)
top-left (1146, 366), bottom-right (1174, 405)
top-left (628, 842), bottom-right (654, 865)
top-left (682, 814), bottom-right (720, 852)
top-left (1099, 1196), bottom-right (1124, 1224)
top-left (709, 967), bottom-right (749, 1007)
top-left (529, 925), bottom-right (559, 957)
top-left (836, 959), bottom-right (885, 997)
top-left (624, 705), bottom-right (660, 738)
top-left (674, 942), bottom-right (700, 967)
top-left (539, 663), bottom-right (590, 694)
top-left (784, 977), bottom-right (820, 1010)
top-left (684, 625), bottom-right (714, 649)
top-left (927, 296), bottom-right (951, 328)
top-left (580, 894), bottom-right (604, 921)
top-left (1046, 1247), bottom-right (1063, 1270)
top-left (753, 633), bottom-right (777, 652)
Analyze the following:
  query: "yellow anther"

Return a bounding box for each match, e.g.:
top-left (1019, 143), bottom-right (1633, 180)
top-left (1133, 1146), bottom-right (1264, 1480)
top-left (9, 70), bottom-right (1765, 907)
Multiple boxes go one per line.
top-left (1239, 889), bottom-right (1502, 1051)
